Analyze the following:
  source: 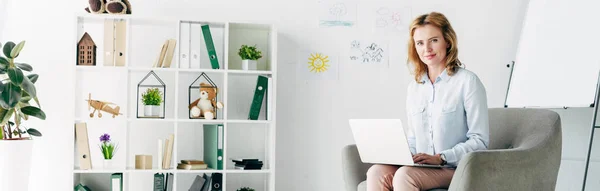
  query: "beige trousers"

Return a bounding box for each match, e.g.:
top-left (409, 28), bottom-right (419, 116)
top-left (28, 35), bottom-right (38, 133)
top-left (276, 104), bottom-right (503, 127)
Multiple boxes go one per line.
top-left (366, 164), bottom-right (455, 191)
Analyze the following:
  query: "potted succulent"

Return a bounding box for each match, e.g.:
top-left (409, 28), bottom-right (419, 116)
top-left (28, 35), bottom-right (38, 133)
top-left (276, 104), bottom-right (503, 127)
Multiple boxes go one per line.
top-left (236, 187), bottom-right (255, 191)
top-left (0, 41), bottom-right (46, 191)
top-left (141, 87), bottom-right (162, 117)
top-left (238, 45), bottom-right (262, 70)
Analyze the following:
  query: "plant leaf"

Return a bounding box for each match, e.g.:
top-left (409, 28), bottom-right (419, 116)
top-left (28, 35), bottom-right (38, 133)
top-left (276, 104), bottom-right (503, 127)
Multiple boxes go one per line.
top-left (8, 68), bottom-right (24, 85)
top-left (0, 108), bottom-right (13, 126)
top-left (26, 128), bottom-right (41, 137)
top-left (21, 106), bottom-right (45, 120)
top-left (16, 63), bottom-right (32, 72)
top-left (27, 74), bottom-right (38, 84)
top-left (21, 76), bottom-right (36, 98)
top-left (3, 41), bottom-right (15, 58)
top-left (0, 57), bottom-right (8, 65)
top-left (2, 83), bottom-right (21, 108)
top-left (10, 41), bottom-right (25, 58)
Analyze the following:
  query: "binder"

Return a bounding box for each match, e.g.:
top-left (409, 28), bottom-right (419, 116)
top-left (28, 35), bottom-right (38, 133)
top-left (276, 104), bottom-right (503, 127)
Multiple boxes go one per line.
top-left (248, 75), bottom-right (270, 120)
top-left (188, 175), bottom-right (205, 191)
top-left (153, 173), bottom-right (165, 191)
top-left (103, 19), bottom-right (126, 67)
top-left (75, 122), bottom-right (92, 170)
top-left (210, 173), bottom-right (222, 191)
top-left (111, 173), bottom-right (123, 191)
top-left (201, 25), bottom-right (220, 69)
top-left (190, 23), bottom-right (202, 69)
top-left (201, 173), bottom-right (212, 191)
top-left (103, 19), bottom-right (115, 66)
top-left (114, 19), bottom-right (126, 66)
top-left (203, 124), bottom-right (223, 170)
top-left (179, 22), bottom-right (191, 69)
top-left (164, 173), bottom-right (174, 191)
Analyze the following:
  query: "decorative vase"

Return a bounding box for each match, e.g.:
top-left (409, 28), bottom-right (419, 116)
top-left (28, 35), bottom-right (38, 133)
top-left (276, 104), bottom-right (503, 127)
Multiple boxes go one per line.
top-left (242, 59), bottom-right (257, 70)
top-left (103, 159), bottom-right (114, 169)
top-left (0, 139), bottom-right (33, 191)
top-left (144, 105), bottom-right (160, 117)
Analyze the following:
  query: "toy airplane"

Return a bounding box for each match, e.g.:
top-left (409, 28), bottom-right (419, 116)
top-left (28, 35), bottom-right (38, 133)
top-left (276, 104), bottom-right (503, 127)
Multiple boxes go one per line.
top-left (85, 93), bottom-right (123, 118)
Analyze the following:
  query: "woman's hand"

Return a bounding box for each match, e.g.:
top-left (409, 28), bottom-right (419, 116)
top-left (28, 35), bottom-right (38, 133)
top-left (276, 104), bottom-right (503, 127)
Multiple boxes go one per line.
top-left (412, 153), bottom-right (443, 165)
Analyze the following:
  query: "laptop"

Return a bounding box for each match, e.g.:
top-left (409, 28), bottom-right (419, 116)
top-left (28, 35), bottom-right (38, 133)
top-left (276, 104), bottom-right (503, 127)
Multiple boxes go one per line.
top-left (349, 119), bottom-right (451, 168)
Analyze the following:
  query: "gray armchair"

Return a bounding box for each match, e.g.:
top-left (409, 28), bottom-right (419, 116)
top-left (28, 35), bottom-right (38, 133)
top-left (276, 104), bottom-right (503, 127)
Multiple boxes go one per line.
top-left (342, 108), bottom-right (562, 191)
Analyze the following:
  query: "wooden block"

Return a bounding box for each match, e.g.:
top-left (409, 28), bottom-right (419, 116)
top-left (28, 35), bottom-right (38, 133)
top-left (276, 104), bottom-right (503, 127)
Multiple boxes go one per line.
top-left (135, 155), bottom-right (152, 169)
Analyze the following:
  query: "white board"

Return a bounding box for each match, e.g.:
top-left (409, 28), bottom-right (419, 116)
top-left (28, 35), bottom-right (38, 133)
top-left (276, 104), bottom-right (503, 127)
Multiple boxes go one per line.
top-left (506, 0), bottom-right (600, 108)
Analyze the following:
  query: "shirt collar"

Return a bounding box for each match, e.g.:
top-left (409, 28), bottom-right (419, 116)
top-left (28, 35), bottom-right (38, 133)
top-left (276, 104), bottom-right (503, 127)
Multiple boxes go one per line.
top-left (421, 68), bottom-right (450, 84)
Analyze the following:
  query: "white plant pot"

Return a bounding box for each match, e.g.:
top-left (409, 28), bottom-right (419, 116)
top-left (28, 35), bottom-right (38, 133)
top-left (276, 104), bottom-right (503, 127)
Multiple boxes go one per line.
top-left (242, 59), bottom-right (257, 70)
top-left (144, 105), bottom-right (160, 117)
top-left (103, 159), bottom-right (114, 169)
top-left (0, 139), bottom-right (33, 191)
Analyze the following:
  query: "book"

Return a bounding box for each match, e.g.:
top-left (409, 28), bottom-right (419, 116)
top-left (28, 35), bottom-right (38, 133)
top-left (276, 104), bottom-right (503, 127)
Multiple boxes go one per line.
top-left (177, 163), bottom-right (208, 170)
top-left (74, 183), bottom-right (92, 191)
top-left (181, 160), bottom-right (205, 165)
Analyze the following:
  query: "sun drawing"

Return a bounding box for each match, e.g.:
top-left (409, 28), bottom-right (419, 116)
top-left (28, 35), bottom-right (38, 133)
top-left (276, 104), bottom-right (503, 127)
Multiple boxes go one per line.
top-left (307, 53), bottom-right (330, 73)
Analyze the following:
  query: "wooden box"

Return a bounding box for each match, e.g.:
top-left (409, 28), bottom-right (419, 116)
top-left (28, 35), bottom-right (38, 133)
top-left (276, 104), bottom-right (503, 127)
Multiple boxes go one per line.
top-left (135, 155), bottom-right (152, 169)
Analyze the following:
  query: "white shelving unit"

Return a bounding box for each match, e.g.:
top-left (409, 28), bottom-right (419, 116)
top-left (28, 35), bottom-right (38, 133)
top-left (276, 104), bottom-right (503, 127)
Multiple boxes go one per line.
top-left (72, 14), bottom-right (277, 191)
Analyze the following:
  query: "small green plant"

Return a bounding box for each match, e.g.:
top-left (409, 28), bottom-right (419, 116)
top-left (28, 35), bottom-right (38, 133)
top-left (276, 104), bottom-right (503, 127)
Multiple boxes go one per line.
top-left (141, 88), bottom-right (162, 106)
top-left (0, 41), bottom-right (46, 140)
top-left (238, 45), bottom-right (262, 60)
top-left (236, 187), bottom-right (255, 191)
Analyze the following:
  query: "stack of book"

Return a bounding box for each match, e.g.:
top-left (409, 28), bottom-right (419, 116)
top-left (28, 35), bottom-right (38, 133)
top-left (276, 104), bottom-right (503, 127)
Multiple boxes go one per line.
top-left (177, 160), bottom-right (208, 170)
top-left (232, 158), bottom-right (263, 170)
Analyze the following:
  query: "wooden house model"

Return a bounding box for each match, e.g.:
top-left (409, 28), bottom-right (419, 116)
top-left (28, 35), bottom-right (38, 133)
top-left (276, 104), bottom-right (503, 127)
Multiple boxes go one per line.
top-left (77, 32), bottom-right (96, 66)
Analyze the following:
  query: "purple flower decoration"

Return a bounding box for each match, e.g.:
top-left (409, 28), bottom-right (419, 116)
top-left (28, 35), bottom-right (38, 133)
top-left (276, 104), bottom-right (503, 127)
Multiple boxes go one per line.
top-left (100, 133), bottom-right (111, 143)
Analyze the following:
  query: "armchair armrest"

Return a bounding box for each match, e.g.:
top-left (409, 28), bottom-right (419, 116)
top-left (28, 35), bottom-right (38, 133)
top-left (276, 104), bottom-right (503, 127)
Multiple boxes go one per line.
top-left (448, 148), bottom-right (560, 191)
top-left (342, 144), bottom-right (373, 191)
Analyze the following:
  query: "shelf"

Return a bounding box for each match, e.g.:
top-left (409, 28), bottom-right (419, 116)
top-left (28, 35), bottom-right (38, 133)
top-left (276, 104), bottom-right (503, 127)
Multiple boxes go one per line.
top-left (178, 68), bottom-right (225, 74)
top-left (227, 69), bottom-right (273, 75)
top-left (126, 167), bottom-right (176, 173)
top-left (225, 169), bottom-right (270, 174)
top-left (75, 65), bottom-right (127, 71)
top-left (74, 16), bottom-right (277, 190)
top-left (227, 120), bottom-right (271, 124)
top-left (128, 118), bottom-right (176, 122)
top-left (174, 169), bottom-right (224, 174)
top-left (177, 119), bottom-right (226, 123)
top-left (74, 168), bottom-right (126, 174)
top-left (128, 67), bottom-right (178, 72)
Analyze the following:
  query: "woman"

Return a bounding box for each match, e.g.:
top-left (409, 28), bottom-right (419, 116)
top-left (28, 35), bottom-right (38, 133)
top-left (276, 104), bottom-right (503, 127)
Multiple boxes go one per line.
top-left (366, 12), bottom-right (489, 191)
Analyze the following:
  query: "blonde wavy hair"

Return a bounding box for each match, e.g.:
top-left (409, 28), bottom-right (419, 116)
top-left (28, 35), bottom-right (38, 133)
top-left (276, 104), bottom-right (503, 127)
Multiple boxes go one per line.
top-left (407, 12), bottom-right (462, 83)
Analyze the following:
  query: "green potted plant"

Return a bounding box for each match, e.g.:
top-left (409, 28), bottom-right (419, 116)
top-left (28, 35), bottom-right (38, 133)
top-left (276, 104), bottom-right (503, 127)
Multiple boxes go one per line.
top-left (238, 45), bottom-right (262, 70)
top-left (236, 187), bottom-right (255, 191)
top-left (141, 87), bottom-right (162, 117)
top-left (99, 133), bottom-right (119, 169)
top-left (0, 41), bottom-right (46, 191)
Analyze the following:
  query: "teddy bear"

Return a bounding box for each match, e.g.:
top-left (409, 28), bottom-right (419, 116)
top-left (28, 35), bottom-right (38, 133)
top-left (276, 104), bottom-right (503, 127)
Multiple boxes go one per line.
top-left (189, 82), bottom-right (223, 120)
top-left (85, 0), bottom-right (132, 14)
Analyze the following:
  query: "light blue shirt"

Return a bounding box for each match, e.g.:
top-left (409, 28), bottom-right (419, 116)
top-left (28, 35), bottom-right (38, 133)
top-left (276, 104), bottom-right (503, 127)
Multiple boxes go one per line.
top-left (405, 67), bottom-right (489, 167)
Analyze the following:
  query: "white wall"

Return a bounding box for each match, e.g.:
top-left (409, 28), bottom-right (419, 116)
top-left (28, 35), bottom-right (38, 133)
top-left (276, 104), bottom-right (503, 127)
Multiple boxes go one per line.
top-left (1, 0), bottom-right (598, 190)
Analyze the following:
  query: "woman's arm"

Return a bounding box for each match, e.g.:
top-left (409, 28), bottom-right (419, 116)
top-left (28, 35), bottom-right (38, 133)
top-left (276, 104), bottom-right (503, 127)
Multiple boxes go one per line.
top-left (440, 74), bottom-right (490, 166)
